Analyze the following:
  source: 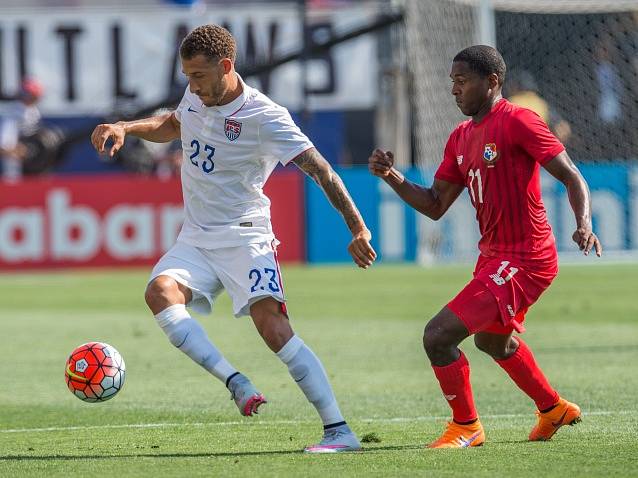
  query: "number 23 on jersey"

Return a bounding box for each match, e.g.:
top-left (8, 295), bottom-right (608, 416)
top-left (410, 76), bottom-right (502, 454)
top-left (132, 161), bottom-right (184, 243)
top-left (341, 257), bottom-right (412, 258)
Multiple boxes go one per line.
top-left (189, 139), bottom-right (216, 173)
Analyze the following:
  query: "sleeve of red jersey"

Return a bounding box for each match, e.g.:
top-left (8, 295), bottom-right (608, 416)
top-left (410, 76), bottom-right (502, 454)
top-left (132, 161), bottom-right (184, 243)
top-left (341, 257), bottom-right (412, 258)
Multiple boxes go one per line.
top-left (434, 129), bottom-right (465, 185)
top-left (512, 108), bottom-right (565, 165)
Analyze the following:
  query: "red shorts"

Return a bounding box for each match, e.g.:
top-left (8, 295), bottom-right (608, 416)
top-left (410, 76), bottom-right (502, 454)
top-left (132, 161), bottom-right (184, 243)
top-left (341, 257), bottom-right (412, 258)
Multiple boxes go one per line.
top-left (447, 255), bottom-right (558, 335)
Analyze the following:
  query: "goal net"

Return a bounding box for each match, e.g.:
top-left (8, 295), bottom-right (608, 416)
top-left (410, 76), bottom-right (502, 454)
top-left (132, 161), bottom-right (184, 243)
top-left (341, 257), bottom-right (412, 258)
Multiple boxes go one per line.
top-left (403, 0), bottom-right (638, 263)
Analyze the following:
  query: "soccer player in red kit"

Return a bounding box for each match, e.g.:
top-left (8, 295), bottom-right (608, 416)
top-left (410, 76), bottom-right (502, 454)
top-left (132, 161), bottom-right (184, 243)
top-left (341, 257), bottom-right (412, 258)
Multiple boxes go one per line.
top-left (369, 45), bottom-right (602, 448)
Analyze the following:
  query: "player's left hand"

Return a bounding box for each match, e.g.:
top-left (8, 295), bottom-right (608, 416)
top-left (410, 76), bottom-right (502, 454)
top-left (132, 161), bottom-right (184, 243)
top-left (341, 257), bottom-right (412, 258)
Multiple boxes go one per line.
top-left (572, 227), bottom-right (602, 257)
top-left (348, 229), bottom-right (377, 269)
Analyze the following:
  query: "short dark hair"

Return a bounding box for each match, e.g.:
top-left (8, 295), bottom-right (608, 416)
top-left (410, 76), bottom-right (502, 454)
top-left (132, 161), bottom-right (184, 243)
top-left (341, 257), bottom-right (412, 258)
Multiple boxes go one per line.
top-left (453, 45), bottom-right (506, 85)
top-left (180, 24), bottom-right (237, 62)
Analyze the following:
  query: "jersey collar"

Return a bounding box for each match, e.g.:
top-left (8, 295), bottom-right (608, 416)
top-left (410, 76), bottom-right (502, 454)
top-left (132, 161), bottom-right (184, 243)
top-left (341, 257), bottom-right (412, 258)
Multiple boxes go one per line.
top-left (472, 97), bottom-right (507, 125)
top-left (212, 74), bottom-right (250, 117)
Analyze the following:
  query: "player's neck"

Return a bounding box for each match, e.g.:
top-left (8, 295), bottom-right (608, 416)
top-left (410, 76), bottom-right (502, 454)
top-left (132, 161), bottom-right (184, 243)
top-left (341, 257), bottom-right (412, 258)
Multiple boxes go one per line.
top-left (218, 73), bottom-right (243, 106)
top-left (472, 94), bottom-right (503, 123)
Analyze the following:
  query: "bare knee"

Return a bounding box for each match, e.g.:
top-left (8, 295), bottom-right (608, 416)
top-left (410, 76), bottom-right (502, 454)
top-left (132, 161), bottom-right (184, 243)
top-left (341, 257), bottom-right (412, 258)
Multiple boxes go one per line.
top-left (145, 276), bottom-right (190, 314)
top-left (251, 299), bottom-right (293, 352)
top-left (423, 311), bottom-right (468, 366)
top-left (474, 334), bottom-right (518, 360)
top-left (259, 313), bottom-right (292, 352)
top-left (423, 321), bottom-right (451, 364)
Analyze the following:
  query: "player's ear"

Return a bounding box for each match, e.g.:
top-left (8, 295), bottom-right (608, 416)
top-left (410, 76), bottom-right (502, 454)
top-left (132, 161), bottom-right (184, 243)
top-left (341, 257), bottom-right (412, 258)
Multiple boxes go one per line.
top-left (488, 72), bottom-right (500, 90)
top-left (220, 58), bottom-right (233, 74)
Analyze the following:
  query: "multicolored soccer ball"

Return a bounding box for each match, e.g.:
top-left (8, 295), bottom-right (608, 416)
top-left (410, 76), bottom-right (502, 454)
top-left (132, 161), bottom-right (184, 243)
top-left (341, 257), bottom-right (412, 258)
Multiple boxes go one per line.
top-left (65, 342), bottom-right (126, 402)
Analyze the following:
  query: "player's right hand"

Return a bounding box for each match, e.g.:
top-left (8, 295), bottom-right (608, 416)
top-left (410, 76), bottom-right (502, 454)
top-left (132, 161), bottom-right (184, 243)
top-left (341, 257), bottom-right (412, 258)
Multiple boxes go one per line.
top-left (368, 148), bottom-right (395, 178)
top-left (90, 123), bottom-right (126, 157)
top-left (572, 227), bottom-right (603, 257)
top-left (348, 228), bottom-right (376, 269)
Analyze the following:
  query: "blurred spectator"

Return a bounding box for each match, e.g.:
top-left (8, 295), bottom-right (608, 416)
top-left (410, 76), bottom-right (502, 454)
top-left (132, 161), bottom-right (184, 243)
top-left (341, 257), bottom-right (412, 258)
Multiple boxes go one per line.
top-left (0, 78), bottom-right (43, 182)
top-left (506, 69), bottom-right (572, 145)
top-left (112, 109), bottom-right (183, 178)
top-left (594, 34), bottom-right (623, 126)
top-left (145, 139), bottom-right (183, 180)
top-left (588, 31), bottom-right (633, 159)
top-left (615, 11), bottom-right (638, 160)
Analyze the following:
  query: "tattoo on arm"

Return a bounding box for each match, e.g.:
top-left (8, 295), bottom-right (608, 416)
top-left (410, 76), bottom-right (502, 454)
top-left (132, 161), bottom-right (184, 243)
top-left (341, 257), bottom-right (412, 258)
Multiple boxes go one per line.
top-left (293, 148), bottom-right (365, 233)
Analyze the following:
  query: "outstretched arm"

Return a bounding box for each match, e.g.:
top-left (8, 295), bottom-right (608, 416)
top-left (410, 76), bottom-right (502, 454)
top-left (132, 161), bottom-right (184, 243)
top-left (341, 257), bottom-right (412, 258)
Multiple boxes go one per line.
top-left (292, 147), bottom-right (376, 269)
top-left (369, 149), bottom-right (464, 220)
top-left (543, 151), bottom-right (602, 256)
top-left (90, 112), bottom-right (180, 157)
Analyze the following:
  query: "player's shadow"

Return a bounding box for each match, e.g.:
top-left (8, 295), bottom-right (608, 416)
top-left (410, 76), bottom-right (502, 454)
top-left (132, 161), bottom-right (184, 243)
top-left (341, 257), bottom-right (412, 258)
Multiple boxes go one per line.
top-left (1, 450), bottom-right (296, 461)
top-left (0, 445), bottom-right (423, 461)
top-left (361, 444), bottom-right (425, 452)
top-left (487, 439), bottom-right (530, 445)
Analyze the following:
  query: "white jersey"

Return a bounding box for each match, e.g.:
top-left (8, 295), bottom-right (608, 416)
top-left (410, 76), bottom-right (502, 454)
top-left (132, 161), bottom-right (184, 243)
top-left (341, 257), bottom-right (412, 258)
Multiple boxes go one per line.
top-left (174, 75), bottom-right (313, 249)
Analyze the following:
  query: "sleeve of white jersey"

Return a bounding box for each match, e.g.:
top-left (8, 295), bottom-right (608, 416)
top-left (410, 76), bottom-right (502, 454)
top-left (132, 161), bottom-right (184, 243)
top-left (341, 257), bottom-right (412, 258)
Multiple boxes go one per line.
top-left (260, 107), bottom-right (314, 165)
top-left (173, 86), bottom-right (192, 123)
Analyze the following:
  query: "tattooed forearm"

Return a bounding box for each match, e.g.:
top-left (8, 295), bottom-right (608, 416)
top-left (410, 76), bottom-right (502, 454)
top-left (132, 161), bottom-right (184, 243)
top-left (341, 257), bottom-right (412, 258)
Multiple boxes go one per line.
top-left (293, 148), bottom-right (366, 234)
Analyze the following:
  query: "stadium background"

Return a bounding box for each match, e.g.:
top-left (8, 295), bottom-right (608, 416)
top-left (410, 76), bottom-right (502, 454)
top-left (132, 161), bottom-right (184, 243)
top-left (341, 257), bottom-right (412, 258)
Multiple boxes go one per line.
top-left (0, 0), bottom-right (636, 268)
top-left (1, 2), bottom-right (637, 476)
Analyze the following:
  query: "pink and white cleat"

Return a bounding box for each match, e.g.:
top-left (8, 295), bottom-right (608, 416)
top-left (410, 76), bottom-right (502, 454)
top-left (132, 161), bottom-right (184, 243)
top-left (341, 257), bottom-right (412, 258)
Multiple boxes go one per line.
top-left (304, 424), bottom-right (362, 453)
top-left (227, 373), bottom-right (267, 417)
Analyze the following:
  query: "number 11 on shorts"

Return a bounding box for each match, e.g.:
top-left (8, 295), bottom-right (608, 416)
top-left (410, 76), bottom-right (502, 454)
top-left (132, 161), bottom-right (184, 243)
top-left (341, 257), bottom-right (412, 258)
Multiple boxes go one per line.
top-left (489, 260), bottom-right (518, 286)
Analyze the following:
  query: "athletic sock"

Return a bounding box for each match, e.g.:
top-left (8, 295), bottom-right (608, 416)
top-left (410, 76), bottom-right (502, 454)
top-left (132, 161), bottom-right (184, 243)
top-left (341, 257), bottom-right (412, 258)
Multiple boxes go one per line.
top-left (276, 335), bottom-right (345, 427)
top-left (154, 304), bottom-right (237, 384)
top-left (495, 337), bottom-right (559, 411)
top-left (431, 351), bottom-right (478, 423)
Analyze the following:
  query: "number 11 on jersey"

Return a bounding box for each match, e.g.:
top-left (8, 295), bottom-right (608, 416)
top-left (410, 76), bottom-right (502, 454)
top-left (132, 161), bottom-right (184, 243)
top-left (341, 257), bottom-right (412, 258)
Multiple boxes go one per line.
top-left (468, 168), bottom-right (484, 204)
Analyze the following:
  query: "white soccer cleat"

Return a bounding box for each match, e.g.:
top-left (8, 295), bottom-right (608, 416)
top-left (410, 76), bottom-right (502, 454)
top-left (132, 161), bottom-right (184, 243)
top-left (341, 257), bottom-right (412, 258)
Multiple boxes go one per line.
top-left (304, 424), bottom-right (362, 453)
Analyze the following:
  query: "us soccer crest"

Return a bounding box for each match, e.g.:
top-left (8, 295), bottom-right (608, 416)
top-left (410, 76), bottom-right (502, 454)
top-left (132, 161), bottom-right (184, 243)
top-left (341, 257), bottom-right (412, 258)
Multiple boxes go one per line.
top-left (224, 118), bottom-right (242, 141)
top-left (483, 143), bottom-right (498, 164)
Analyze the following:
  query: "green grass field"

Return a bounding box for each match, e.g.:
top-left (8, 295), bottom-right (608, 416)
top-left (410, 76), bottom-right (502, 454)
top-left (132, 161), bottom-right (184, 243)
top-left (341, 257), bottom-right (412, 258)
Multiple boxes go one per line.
top-left (1, 264), bottom-right (637, 477)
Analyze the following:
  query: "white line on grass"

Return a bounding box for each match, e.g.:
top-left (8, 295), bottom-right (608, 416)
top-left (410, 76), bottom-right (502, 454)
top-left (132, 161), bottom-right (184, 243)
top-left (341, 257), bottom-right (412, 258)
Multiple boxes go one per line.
top-left (0, 410), bottom-right (634, 434)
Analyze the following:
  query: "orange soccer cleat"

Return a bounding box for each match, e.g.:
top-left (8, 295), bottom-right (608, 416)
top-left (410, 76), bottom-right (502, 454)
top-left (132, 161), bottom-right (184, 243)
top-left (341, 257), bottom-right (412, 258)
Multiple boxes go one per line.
top-left (529, 397), bottom-right (581, 441)
top-left (427, 419), bottom-right (485, 449)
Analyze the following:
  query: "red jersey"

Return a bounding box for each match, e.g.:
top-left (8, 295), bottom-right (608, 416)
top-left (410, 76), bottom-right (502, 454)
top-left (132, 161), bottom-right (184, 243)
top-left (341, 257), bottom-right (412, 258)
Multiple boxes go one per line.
top-left (434, 99), bottom-right (564, 263)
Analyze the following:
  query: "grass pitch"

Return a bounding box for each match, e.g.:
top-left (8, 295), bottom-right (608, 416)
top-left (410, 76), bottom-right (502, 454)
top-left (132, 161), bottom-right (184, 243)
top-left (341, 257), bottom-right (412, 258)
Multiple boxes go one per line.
top-left (0, 263), bottom-right (637, 477)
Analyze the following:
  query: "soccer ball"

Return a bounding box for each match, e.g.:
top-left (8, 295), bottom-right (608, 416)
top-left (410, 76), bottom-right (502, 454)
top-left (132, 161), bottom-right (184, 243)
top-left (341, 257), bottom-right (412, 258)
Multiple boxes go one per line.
top-left (65, 342), bottom-right (126, 403)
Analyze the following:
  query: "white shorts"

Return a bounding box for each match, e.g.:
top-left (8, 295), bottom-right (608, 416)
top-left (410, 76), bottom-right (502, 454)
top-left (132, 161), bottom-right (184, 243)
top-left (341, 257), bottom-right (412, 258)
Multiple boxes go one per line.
top-left (149, 240), bottom-right (286, 318)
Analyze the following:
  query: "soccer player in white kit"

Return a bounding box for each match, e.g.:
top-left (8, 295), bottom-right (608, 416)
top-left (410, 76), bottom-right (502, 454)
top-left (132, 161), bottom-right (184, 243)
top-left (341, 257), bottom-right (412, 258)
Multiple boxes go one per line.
top-left (90, 25), bottom-right (376, 453)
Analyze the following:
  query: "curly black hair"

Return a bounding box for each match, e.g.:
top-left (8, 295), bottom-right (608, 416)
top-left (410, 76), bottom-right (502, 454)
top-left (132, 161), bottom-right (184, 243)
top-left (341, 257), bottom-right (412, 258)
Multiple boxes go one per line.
top-left (180, 24), bottom-right (237, 62)
top-left (453, 45), bottom-right (506, 85)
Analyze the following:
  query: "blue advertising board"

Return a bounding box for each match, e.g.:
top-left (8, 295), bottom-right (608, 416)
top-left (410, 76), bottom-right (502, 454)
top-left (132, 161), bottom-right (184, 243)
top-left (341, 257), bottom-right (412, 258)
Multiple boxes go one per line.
top-left (305, 163), bottom-right (638, 263)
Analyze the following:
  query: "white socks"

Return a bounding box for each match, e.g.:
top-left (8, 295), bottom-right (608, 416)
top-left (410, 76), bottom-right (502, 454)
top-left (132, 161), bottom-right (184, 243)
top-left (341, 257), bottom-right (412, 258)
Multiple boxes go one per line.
top-left (276, 335), bottom-right (345, 427)
top-left (154, 304), bottom-right (237, 384)
top-left (155, 306), bottom-right (345, 427)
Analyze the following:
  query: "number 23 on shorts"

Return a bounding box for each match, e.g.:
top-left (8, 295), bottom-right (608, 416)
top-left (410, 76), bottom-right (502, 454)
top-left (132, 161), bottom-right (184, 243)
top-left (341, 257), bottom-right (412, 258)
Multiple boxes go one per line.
top-left (248, 268), bottom-right (281, 293)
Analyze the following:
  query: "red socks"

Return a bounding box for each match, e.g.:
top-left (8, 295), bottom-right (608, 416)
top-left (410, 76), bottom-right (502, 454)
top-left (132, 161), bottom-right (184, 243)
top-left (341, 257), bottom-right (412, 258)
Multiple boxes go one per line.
top-left (495, 337), bottom-right (559, 411)
top-left (432, 339), bottom-right (558, 421)
top-left (432, 352), bottom-right (477, 423)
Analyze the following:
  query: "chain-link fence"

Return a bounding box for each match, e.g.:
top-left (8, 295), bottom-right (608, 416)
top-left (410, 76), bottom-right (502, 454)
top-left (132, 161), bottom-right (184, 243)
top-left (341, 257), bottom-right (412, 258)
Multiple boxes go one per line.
top-left (402, 0), bottom-right (638, 262)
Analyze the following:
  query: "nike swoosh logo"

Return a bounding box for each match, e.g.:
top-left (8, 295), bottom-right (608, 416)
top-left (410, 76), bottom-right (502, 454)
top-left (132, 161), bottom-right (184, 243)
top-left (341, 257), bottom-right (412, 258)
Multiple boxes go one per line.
top-left (459, 431), bottom-right (482, 447)
top-left (551, 410), bottom-right (568, 428)
top-left (294, 374), bottom-right (308, 383)
top-left (187, 106), bottom-right (198, 113)
top-left (66, 364), bottom-right (88, 382)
